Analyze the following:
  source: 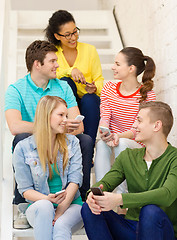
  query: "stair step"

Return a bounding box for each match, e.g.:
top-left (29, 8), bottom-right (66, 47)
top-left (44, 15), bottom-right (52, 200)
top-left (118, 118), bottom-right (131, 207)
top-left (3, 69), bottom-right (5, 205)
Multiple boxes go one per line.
top-left (13, 227), bottom-right (86, 238)
top-left (18, 28), bottom-right (108, 37)
top-left (13, 228), bottom-right (34, 237)
top-left (17, 48), bottom-right (117, 66)
top-left (17, 10), bottom-right (111, 30)
top-left (17, 36), bottom-right (112, 50)
top-left (102, 63), bottom-right (113, 69)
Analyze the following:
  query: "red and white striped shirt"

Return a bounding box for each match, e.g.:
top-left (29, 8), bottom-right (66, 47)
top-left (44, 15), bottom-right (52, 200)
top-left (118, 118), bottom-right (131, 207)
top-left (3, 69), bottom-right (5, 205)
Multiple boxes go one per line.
top-left (100, 81), bottom-right (156, 137)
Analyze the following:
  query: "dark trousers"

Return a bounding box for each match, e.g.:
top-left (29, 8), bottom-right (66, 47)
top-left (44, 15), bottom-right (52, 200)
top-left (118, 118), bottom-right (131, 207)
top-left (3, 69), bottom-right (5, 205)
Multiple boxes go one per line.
top-left (61, 77), bottom-right (100, 145)
top-left (12, 133), bottom-right (93, 203)
top-left (81, 203), bottom-right (176, 240)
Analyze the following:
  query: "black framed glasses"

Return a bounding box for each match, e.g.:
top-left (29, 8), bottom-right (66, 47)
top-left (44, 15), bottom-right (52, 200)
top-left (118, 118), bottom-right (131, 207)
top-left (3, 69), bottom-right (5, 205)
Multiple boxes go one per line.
top-left (57, 27), bottom-right (80, 40)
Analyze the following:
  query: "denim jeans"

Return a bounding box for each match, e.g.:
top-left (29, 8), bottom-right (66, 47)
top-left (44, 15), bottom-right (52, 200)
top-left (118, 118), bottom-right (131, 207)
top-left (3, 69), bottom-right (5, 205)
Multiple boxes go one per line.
top-left (94, 138), bottom-right (142, 193)
top-left (81, 203), bottom-right (176, 240)
top-left (61, 77), bottom-right (100, 145)
top-left (76, 134), bottom-right (93, 200)
top-left (12, 132), bottom-right (93, 203)
top-left (26, 200), bottom-right (83, 240)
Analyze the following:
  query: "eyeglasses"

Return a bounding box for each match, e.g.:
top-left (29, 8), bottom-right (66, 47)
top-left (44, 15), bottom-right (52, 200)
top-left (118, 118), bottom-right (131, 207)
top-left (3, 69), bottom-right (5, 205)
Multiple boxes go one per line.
top-left (57, 27), bottom-right (80, 40)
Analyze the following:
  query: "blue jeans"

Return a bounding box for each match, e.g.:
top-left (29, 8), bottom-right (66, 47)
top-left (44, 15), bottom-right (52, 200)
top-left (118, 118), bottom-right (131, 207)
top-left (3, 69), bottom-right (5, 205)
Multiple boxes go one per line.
top-left (81, 203), bottom-right (176, 240)
top-left (61, 77), bottom-right (100, 145)
top-left (12, 132), bottom-right (93, 203)
top-left (26, 200), bottom-right (83, 240)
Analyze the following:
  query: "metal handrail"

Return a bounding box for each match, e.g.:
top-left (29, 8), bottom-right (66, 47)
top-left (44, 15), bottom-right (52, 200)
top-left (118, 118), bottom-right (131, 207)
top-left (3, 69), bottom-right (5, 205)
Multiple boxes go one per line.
top-left (113, 5), bottom-right (125, 48)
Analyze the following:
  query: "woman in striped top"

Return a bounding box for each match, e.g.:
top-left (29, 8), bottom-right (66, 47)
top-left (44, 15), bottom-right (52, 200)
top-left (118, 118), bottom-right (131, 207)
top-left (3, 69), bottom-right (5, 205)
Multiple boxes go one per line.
top-left (94, 47), bottom-right (156, 197)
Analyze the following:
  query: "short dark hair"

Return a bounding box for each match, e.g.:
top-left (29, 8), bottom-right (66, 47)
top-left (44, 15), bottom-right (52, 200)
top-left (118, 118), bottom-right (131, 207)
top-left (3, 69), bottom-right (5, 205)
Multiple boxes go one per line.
top-left (139, 101), bottom-right (173, 137)
top-left (25, 40), bottom-right (58, 72)
top-left (45, 10), bottom-right (75, 46)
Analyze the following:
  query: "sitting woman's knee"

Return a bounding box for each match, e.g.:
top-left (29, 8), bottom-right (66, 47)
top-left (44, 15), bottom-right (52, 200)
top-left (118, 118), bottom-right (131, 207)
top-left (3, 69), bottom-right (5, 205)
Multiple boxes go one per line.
top-left (35, 199), bottom-right (54, 215)
top-left (77, 133), bottom-right (93, 149)
top-left (81, 93), bottom-right (100, 105)
top-left (96, 139), bottom-right (108, 150)
top-left (118, 138), bottom-right (130, 148)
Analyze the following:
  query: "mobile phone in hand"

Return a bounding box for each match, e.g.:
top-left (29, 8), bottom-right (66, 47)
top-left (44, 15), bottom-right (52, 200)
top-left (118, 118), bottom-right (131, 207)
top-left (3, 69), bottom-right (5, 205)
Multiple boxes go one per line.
top-left (75, 115), bottom-right (85, 121)
top-left (55, 189), bottom-right (65, 196)
top-left (99, 126), bottom-right (111, 136)
top-left (85, 82), bottom-right (92, 86)
top-left (91, 187), bottom-right (104, 196)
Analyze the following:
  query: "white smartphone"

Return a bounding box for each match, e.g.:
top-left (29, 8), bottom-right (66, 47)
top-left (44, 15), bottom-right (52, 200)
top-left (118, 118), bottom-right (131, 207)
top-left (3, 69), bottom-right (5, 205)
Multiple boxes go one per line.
top-left (75, 115), bottom-right (85, 121)
top-left (99, 126), bottom-right (111, 136)
top-left (55, 189), bottom-right (66, 196)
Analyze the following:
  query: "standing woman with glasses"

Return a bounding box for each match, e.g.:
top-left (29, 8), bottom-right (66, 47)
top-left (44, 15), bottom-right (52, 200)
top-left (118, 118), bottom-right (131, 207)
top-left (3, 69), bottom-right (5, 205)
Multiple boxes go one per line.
top-left (45, 10), bottom-right (104, 146)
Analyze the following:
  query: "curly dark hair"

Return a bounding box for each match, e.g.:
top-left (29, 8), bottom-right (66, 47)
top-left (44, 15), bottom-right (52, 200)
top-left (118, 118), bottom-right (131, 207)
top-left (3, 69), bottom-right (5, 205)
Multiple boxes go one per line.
top-left (45, 10), bottom-right (75, 46)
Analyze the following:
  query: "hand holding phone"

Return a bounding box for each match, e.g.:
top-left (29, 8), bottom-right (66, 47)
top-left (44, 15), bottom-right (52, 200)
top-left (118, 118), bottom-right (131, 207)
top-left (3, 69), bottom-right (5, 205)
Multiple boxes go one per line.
top-left (99, 126), bottom-right (111, 136)
top-left (55, 189), bottom-right (66, 196)
top-left (91, 187), bottom-right (104, 196)
top-left (75, 115), bottom-right (85, 121)
top-left (85, 81), bottom-right (93, 86)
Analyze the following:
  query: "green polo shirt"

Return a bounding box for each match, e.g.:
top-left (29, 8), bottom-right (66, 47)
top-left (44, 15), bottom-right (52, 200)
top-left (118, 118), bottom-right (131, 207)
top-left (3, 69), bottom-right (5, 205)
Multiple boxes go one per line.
top-left (5, 73), bottom-right (77, 121)
top-left (93, 144), bottom-right (177, 237)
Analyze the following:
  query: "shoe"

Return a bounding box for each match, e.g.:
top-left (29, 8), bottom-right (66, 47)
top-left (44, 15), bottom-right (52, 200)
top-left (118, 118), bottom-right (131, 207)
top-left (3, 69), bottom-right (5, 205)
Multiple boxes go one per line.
top-left (13, 212), bottom-right (31, 229)
top-left (18, 203), bottom-right (29, 214)
top-left (13, 203), bottom-right (31, 229)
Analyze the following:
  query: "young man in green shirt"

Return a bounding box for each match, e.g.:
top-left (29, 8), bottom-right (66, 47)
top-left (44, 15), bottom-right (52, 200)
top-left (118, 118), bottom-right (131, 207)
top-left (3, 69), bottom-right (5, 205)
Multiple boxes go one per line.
top-left (81, 101), bottom-right (177, 240)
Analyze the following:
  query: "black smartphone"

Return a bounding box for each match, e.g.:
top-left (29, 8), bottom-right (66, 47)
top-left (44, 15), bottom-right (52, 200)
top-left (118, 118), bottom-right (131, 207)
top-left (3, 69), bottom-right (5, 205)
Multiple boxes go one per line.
top-left (91, 187), bottom-right (104, 196)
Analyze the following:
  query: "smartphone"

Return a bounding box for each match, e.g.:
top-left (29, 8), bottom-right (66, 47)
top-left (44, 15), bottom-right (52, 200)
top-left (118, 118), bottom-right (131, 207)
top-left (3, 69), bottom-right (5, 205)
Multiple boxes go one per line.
top-left (85, 82), bottom-right (92, 85)
top-left (55, 189), bottom-right (66, 196)
top-left (99, 126), bottom-right (111, 136)
top-left (91, 187), bottom-right (104, 196)
top-left (75, 115), bottom-right (85, 121)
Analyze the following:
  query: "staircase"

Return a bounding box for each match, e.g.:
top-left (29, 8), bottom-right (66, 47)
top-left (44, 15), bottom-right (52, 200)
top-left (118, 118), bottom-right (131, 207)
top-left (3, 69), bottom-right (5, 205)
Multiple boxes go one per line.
top-left (2, 10), bottom-right (123, 240)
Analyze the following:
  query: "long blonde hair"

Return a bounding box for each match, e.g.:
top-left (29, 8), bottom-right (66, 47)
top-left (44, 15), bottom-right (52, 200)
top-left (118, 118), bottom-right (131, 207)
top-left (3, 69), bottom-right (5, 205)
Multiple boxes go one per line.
top-left (34, 95), bottom-right (68, 178)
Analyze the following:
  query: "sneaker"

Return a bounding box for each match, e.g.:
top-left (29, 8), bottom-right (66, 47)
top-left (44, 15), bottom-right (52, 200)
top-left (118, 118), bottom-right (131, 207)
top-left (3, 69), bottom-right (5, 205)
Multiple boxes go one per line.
top-left (18, 203), bottom-right (29, 214)
top-left (13, 203), bottom-right (31, 229)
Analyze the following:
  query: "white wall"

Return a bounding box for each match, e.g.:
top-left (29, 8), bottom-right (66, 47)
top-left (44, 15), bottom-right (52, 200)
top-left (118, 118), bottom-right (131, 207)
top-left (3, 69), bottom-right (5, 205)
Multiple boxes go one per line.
top-left (10, 0), bottom-right (118, 11)
top-left (0, 0), bottom-right (10, 182)
top-left (11, 0), bottom-right (99, 10)
top-left (0, 0), bottom-right (11, 233)
top-left (114, 0), bottom-right (177, 146)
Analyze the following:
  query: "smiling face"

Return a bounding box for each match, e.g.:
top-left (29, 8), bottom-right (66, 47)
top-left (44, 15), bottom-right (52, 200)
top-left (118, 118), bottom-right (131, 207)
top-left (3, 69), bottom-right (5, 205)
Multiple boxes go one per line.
top-left (133, 108), bottom-right (155, 144)
top-left (50, 103), bottom-right (68, 135)
top-left (38, 51), bottom-right (59, 80)
top-left (112, 52), bottom-right (134, 80)
top-left (54, 21), bottom-right (79, 49)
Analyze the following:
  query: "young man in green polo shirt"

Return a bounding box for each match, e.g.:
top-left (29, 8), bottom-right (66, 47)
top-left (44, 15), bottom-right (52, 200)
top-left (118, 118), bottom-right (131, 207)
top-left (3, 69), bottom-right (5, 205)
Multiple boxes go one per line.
top-left (5, 40), bottom-right (94, 228)
top-left (81, 101), bottom-right (177, 240)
